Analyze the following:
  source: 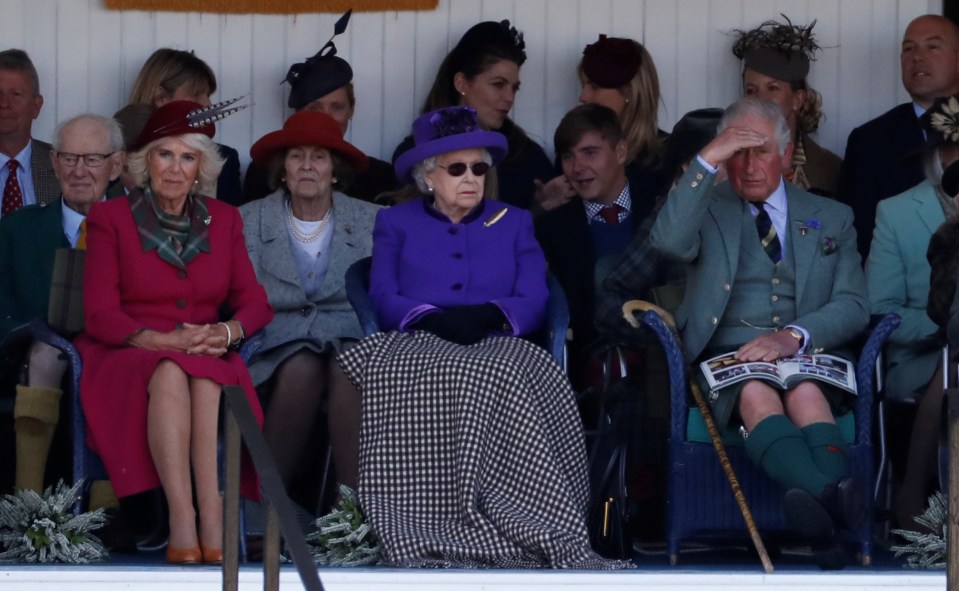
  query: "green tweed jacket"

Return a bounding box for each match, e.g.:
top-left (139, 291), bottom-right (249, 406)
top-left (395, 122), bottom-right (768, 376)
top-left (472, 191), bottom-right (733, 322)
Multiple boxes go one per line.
top-left (650, 160), bottom-right (869, 361)
top-left (0, 198), bottom-right (67, 340)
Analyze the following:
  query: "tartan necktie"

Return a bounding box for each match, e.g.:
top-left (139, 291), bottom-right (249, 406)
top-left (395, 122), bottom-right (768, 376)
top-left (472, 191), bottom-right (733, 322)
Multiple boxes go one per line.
top-left (755, 201), bottom-right (782, 263)
top-left (2, 159), bottom-right (23, 218)
top-left (598, 203), bottom-right (623, 225)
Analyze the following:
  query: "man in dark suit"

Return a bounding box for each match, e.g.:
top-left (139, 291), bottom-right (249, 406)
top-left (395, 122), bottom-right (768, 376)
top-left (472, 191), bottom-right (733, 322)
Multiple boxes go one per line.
top-left (840, 15), bottom-right (959, 257)
top-left (0, 49), bottom-right (58, 218)
top-left (652, 98), bottom-right (869, 567)
top-left (0, 114), bottom-right (123, 492)
top-left (535, 103), bottom-right (655, 389)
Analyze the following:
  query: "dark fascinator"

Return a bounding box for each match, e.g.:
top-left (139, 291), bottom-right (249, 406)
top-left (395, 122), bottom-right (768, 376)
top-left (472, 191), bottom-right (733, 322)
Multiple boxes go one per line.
top-left (284, 9), bottom-right (354, 110)
top-left (732, 14), bottom-right (820, 82)
top-left (448, 20), bottom-right (527, 72)
top-left (581, 35), bottom-right (643, 88)
top-left (394, 106), bottom-right (508, 183)
top-left (133, 97), bottom-right (247, 151)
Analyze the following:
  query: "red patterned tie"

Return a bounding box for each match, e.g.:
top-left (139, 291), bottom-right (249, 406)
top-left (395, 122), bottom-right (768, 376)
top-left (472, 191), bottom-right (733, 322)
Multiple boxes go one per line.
top-left (2, 159), bottom-right (23, 218)
top-left (598, 204), bottom-right (623, 225)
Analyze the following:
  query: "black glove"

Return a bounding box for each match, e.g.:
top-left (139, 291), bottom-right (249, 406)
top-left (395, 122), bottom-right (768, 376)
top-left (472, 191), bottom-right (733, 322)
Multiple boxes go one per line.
top-left (410, 304), bottom-right (508, 346)
top-left (437, 303), bottom-right (508, 345)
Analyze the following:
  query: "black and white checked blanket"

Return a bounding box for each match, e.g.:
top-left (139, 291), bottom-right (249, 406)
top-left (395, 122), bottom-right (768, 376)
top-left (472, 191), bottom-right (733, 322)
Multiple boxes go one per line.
top-left (337, 331), bottom-right (630, 569)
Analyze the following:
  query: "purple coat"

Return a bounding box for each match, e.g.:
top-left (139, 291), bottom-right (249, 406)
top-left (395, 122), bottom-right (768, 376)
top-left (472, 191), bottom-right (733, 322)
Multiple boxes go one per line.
top-left (370, 196), bottom-right (548, 335)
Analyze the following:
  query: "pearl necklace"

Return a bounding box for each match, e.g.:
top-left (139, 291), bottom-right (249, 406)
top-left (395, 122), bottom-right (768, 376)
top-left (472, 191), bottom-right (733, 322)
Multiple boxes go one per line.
top-left (286, 200), bottom-right (332, 244)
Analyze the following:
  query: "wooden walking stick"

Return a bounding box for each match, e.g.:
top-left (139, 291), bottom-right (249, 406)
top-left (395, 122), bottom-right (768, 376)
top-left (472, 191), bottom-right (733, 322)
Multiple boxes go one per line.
top-left (622, 300), bottom-right (774, 573)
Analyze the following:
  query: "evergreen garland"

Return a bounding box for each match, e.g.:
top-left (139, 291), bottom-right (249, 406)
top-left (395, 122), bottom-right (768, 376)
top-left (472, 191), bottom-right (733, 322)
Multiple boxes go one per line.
top-left (307, 485), bottom-right (381, 566)
top-left (891, 491), bottom-right (947, 569)
top-left (0, 479), bottom-right (108, 564)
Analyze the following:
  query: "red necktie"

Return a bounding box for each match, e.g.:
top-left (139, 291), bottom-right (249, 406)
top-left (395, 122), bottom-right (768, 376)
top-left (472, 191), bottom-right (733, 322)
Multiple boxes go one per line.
top-left (2, 159), bottom-right (23, 218)
top-left (598, 204), bottom-right (623, 225)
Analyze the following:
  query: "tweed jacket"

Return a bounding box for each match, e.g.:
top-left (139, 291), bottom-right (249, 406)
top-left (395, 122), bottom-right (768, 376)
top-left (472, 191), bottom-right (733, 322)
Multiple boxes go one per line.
top-left (650, 160), bottom-right (869, 361)
top-left (29, 139), bottom-right (58, 207)
top-left (0, 198), bottom-right (67, 339)
top-left (840, 103), bottom-right (926, 257)
top-left (240, 190), bottom-right (381, 385)
top-left (866, 181), bottom-right (943, 400)
top-left (799, 133), bottom-right (842, 199)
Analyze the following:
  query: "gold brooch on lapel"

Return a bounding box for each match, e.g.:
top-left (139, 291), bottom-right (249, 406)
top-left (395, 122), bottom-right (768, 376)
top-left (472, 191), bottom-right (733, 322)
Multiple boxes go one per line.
top-left (483, 207), bottom-right (508, 227)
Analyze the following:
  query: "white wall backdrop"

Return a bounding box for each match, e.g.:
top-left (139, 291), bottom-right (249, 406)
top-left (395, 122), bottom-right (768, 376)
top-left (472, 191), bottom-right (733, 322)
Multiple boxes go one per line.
top-left (0, 0), bottom-right (942, 173)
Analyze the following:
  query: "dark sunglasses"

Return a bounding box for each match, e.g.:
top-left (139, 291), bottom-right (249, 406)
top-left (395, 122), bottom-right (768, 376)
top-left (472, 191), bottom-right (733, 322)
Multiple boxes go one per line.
top-left (438, 161), bottom-right (491, 177)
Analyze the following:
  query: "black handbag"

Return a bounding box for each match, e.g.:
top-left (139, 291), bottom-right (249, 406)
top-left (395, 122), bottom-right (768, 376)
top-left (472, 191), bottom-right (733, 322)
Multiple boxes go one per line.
top-left (587, 376), bottom-right (644, 559)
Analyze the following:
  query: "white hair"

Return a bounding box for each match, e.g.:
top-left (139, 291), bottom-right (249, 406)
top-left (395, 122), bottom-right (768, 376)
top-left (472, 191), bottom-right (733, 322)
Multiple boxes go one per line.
top-left (53, 114), bottom-right (125, 153)
top-left (718, 98), bottom-right (792, 156)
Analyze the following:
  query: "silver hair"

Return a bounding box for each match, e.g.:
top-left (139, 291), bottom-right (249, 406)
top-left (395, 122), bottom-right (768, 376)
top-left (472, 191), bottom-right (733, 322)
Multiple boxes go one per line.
top-left (52, 114), bottom-right (125, 153)
top-left (410, 156), bottom-right (439, 194)
top-left (718, 98), bottom-right (792, 156)
top-left (125, 132), bottom-right (225, 195)
top-left (410, 149), bottom-right (493, 194)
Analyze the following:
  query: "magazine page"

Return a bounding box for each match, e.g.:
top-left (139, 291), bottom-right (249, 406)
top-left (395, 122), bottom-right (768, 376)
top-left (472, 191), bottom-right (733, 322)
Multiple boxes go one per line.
top-left (699, 351), bottom-right (783, 391)
top-left (777, 354), bottom-right (857, 395)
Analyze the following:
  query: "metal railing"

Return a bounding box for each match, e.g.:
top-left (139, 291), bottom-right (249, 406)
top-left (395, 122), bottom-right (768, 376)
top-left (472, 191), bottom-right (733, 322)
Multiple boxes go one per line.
top-left (221, 385), bottom-right (323, 591)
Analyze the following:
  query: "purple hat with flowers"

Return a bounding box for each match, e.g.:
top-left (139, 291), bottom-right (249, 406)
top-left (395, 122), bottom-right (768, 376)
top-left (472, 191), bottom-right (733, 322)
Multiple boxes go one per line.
top-left (394, 106), bottom-right (508, 183)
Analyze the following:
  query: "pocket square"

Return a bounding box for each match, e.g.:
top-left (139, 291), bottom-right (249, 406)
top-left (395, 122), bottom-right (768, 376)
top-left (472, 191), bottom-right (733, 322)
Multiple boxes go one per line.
top-left (820, 237), bottom-right (837, 256)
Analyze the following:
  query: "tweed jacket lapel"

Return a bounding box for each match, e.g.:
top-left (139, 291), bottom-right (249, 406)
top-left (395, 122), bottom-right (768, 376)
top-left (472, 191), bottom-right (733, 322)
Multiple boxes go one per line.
top-left (786, 184), bottom-right (821, 305)
top-left (30, 139), bottom-right (58, 206)
top-left (258, 194), bottom-right (303, 290)
top-left (313, 192), bottom-right (363, 301)
top-left (706, 183), bottom-right (744, 283)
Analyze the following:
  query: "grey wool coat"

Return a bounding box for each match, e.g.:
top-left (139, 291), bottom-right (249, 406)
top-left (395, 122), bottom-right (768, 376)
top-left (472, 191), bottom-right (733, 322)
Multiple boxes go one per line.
top-left (239, 189), bottom-right (382, 385)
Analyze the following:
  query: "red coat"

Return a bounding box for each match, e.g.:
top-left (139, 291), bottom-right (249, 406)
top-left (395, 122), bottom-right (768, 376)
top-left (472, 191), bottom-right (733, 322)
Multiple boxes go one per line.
top-left (75, 195), bottom-right (273, 499)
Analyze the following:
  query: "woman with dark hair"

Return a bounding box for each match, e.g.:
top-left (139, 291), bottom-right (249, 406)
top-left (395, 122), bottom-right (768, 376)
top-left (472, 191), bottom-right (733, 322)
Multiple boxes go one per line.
top-left (390, 20), bottom-right (553, 210)
top-left (76, 100), bottom-right (272, 564)
top-left (128, 48), bottom-right (244, 205)
top-left (344, 106), bottom-right (624, 568)
top-left (240, 111), bottom-right (381, 504)
top-left (732, 17), bottom-right (842, 198)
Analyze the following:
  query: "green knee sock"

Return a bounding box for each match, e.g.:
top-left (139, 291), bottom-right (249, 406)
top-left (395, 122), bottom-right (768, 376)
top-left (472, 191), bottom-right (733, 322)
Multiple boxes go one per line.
top-left (744, 414), bottom-right (831, 497)
top-left (801, 422), bottom-right (847, 484)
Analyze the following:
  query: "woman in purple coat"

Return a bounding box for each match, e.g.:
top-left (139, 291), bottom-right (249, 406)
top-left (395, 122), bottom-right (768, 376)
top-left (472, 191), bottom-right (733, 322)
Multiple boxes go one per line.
top-left (337, 106), bottom-right (623, 569)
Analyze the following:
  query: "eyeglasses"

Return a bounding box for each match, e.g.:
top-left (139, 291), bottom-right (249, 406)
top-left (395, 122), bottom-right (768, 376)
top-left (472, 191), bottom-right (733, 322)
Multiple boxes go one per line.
top-left (438, 161), bottom-right (491, 177)
top-left (55, 152), bottom-right (115, 168)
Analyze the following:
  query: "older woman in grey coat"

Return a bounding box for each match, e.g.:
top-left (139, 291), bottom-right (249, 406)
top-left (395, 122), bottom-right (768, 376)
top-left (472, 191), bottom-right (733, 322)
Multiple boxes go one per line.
top-left (240, 111), bottom-right (380, 502)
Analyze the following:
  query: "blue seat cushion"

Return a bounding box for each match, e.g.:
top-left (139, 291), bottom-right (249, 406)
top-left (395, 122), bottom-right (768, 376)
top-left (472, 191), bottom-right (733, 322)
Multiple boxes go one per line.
top-left (686, 407), bottom-right (855, 445)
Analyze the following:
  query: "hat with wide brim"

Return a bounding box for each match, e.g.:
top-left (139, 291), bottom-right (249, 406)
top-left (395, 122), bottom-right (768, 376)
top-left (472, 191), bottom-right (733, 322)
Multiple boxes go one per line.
top-left (250, 110), bottom-right (368, 173)
top-left (394, 106), bottom-right (508, 183)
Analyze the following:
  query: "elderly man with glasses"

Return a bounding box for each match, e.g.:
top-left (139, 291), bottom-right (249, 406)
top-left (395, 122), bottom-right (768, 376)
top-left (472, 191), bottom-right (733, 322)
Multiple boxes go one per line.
top-left (0, 113), bottom-right (123, 493)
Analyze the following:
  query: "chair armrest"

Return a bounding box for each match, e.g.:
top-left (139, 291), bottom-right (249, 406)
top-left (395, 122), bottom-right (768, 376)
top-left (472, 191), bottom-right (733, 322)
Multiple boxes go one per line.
top-left (345, 257), bottom-right (380, 337)
top-left (854, 313), bottom-right (901, 445)
top-left (636, 309), bottom-right (691, 441)
top-left (239, 330), bottom-right (265, 364)
top-left (544, 273), bottom-right (569, 368)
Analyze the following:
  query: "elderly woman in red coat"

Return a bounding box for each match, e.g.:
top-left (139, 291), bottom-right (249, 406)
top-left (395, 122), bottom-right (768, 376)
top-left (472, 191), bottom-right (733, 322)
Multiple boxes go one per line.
top-left (76, 101), bottom-right (272, 565)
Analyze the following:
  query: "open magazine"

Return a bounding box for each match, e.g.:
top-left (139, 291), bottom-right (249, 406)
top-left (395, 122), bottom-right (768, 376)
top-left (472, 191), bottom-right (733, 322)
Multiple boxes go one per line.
top-left (700, 351), bottom-right (857, 396)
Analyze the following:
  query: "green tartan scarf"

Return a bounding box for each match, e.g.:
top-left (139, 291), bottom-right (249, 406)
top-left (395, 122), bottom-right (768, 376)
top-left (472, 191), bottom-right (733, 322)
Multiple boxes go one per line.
top-left (129, 188), bottom-right (211, 271)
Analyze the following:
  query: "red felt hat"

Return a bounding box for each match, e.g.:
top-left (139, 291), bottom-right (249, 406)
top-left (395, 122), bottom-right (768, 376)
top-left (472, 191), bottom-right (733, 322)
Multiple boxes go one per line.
top-left (249, 111), bottom-right (368, 172)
